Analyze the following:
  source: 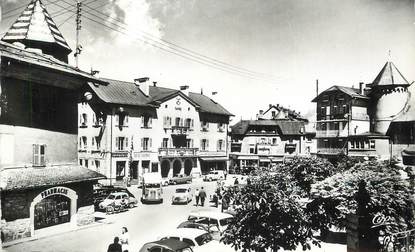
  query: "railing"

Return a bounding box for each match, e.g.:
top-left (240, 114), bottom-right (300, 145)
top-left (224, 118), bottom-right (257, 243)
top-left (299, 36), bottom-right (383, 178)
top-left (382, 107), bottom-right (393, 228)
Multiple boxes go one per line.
top-left (317, 148), bottom-right (344, 154)
top-left (316, 130), bottom-right (341, 137)
top-left (159, 148), bottom-right (199, 157)
top-left (171, 125), bottom-right (190, 135)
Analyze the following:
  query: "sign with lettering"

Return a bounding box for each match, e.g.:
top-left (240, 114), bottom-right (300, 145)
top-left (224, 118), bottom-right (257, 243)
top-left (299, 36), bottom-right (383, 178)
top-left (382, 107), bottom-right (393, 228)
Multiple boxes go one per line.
top-left (40, 187), bottom-right (69, 199)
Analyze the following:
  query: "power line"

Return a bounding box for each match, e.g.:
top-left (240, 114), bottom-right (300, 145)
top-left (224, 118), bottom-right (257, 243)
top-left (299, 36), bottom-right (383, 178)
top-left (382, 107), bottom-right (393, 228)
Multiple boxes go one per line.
top-left (80, 1), bottom-right (278, 80)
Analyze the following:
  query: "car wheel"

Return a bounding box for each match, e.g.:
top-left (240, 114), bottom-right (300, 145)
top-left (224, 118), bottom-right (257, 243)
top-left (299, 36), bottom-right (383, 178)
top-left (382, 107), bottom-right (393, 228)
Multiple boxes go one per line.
top-left (209, 178), bottom-right (212, 182)
top-left (129, 202), bottom-right (135, 208)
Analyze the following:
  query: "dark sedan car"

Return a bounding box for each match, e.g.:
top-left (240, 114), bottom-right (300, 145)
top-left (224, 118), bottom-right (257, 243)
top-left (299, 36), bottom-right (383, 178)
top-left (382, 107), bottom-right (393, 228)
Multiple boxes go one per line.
top-left (139, 238), bottom-right (193, 252)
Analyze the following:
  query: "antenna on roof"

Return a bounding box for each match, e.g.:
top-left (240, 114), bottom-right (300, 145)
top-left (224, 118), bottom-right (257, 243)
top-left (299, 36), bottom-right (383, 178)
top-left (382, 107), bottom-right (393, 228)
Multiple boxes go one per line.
top-left (212, 91), bottom-right (217, 95)
top-left (201, 88), bottom-right (203, 95)
top-left (388, 50), bottom-right (392, 62)
top-left (74, 0), bottom-right (82, 68)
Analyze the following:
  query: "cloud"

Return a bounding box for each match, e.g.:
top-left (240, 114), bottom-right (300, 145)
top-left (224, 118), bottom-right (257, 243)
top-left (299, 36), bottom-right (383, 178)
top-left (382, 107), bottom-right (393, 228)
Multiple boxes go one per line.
top-left (103, 0), bottom-right (164, 48)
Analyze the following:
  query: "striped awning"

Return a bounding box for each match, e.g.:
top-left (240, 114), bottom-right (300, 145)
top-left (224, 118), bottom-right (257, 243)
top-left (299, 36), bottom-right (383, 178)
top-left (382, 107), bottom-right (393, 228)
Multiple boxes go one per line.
top-left (2, 0), bottom-right (71, 51)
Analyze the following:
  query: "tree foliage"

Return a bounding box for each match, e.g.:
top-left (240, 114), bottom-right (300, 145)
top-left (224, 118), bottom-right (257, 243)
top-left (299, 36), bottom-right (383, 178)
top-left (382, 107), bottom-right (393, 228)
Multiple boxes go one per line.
top-left (309, 160), bottom-right (415, 232)
top-left (222, 172), bottom-right (320, 252)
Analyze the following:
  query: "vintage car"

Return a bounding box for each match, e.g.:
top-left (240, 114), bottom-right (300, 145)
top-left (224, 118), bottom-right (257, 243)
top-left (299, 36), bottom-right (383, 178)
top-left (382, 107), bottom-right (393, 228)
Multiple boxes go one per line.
top-left (169, 174), bottom-right (193, 185)
top-left (203, 170), bottom-right (225, 181)
top-left (159, 228), bottom-right (233, 252)
top-left (177, 221), bottom-right (209, 232)
top-left (139, 238), bottom-right (193, 252)
top-left (98, 192), bottom-right (138, 210)
top-left (93, 186), bottom-right (136, 210)
top-left (187, 210), bottom-right (234, 240)
top-left (172, 187), bottom-right (193, 204)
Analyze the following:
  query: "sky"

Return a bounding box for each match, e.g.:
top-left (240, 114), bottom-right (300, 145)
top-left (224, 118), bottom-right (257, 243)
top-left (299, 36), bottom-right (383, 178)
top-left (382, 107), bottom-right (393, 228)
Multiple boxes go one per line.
top-left (1, 0), bottom-right (414, 123)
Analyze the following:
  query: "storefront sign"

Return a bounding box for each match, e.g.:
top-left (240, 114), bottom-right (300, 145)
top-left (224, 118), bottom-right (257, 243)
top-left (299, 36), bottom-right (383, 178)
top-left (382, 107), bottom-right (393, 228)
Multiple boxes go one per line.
top-left (40, 187), bottom-right (69, 199)
top-left (112, 152), bottom-right (128, 158)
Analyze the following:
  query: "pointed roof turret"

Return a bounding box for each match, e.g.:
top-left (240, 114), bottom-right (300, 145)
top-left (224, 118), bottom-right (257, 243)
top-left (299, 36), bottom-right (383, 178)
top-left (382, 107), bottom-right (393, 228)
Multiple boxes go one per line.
top-left (372, 61), bottom-right (409, 87)
top-left (2, 0), bottom-right (72, 62)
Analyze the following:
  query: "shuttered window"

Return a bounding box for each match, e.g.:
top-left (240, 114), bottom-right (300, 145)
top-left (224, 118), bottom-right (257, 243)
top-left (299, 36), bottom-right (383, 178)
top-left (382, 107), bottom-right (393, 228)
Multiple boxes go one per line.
top-left (33, 144), bottom-right (46, 166)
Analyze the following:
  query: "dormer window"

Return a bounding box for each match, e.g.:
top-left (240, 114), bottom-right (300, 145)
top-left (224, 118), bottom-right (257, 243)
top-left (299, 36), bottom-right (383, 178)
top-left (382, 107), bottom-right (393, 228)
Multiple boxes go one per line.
top-left (80, 113), bottom-right (88, 127)
top-left (201, 121), bottom-right (209, 131)
top-left (141, 115), bottom-right (152, 128)
top-left (33, 144), bottom-right (46, 167)
top-left (116, 113), bottom-right (128, 127)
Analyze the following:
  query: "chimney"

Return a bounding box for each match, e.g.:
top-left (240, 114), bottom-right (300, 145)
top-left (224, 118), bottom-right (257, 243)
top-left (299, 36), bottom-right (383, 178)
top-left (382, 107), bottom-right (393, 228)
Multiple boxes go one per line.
top-left (153, 81), bottom-right (157, 87)
top-left (259, 110), bottom-right (263, 115)
top-left (316, 79), bottom-right (319, 97)
top-left (134, 77), bottom-right (150, 96)
top-left (180, 85), bottom-right (190, 96)
top-left (269, 104), bottom-right (272, 108)
top-left (359, 82), bottom-right (364, 95)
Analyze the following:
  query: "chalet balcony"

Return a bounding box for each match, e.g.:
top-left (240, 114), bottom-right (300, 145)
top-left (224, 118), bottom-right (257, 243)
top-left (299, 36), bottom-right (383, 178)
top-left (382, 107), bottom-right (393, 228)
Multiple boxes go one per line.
top-left (316, 130), bottom-right (349, 138)
top-left (159, 148), bottom-right (199, 157)
top-left (317, 148), bottom-right (344, 155)
top-left (171, 125), bottom-right (190, 135)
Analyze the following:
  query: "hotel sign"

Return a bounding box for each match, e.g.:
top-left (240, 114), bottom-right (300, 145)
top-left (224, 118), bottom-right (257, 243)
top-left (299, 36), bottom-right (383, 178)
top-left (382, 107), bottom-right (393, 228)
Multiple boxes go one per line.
top-left (40, 187), bottom-right (69, 199)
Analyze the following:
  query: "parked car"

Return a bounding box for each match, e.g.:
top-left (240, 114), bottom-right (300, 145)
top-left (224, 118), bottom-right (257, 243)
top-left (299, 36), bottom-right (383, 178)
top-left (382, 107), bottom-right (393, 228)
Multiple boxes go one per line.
top-left (169, 174), bottom-right (192, 184)
top-left (139, 238), bottom-right (193, 252)
top-left (98, 192), bottom-right (138, 210)
top-left (203, 170), bottom-right (225, 181)
top-left (93, 186), bottom-right (135, 210)
top-left (162, 177), bottom-right (170, 186)
top-left (177, 221), bottom-right (209, 232)
top-left (172, 187), bottom-right (193, 204)
top-left (187, 210), bottom-right (234, 240)
top-left (159, 228), bottom-right (232, 251)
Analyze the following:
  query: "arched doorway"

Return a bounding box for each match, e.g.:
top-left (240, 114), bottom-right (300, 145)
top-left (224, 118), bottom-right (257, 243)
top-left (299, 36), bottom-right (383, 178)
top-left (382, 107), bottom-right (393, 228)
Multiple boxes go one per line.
top-left (161, 160), bottom-right (170, 178)
top-left (173, 160), bottom-right (182, 177)
top-left (184, 159), bottom-right (193, 176)
top-left (34, 194), bottom-right (71, 230)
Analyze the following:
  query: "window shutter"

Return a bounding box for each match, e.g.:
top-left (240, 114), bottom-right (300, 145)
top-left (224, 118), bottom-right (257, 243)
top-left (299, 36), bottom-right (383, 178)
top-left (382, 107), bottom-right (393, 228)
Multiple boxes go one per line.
top-left (93, 113), bottom-right (96, 125)
top-left (141, 116), bottom-right (144, 127)
top-left (191, 139), bottom-right (193, 148)
top-left (217, 140), bottom-right (220, 150)
top-left (191, 119), bottom-right (194, 128)
top-left (149, 138), bottom-right (152, 148)
top-left (206, 140), bottom-right (209, 148)
top-left (149, 117), bottom-right (152, 127)
top-left (163, 116), bottom-right (167, 127)
top-left (200, 140), bottom-right (203, 149)
top-left (115, 114), bottom-right (119, 125)
top-left (115, 137), bottom-right (119, 150)
top-left (168, 117), bottom-right (172, 127)
top-left (125, 115), bottom-right (129, 126)
top-left (33, 144), bottom-right (39, 165)
top-left (79, 114), bottom-right (82, 124)
top-left (40, 145), bottom-right (46, 165)
top-left (92, 137), bottom-right (95, 147)
top-left (125, 138), bottom-right (129, 149)
top-left (141, 138), bottom-right (144, 149)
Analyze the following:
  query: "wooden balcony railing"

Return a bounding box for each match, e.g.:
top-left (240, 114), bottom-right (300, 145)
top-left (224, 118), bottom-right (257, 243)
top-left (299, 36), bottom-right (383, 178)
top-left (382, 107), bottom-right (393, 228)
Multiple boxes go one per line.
top-left (158, 148), bottom-right (199, 157)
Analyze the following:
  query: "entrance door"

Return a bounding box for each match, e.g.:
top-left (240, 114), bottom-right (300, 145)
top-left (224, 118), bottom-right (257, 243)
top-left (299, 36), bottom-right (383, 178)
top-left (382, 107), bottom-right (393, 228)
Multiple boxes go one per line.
top-left (173, 160), bottom-right (181, 177)
top-left (161, 160), bottom-right (170, 178)
top-left (130, 161), bottom-right (138, 179)
top-left (184, 159), bottom-right (193, 176)
top-left (34, 195), bottom-right (71, 230)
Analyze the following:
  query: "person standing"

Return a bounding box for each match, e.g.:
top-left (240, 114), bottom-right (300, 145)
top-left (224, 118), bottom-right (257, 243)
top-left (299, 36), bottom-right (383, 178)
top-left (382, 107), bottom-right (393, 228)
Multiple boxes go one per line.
top-left (195, 188), bottom-right (200, 206)
top-left (199, 187), bottom-right (207, 207)
top-left (120, 227), bottom-right (130, 252)
top-left (107, 237), bottom-right (122, 252)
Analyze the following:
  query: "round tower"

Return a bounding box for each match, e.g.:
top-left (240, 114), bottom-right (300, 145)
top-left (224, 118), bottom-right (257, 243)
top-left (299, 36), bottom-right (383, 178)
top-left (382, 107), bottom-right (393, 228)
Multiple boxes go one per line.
top-left (369, 62), bottom-right (410, 134)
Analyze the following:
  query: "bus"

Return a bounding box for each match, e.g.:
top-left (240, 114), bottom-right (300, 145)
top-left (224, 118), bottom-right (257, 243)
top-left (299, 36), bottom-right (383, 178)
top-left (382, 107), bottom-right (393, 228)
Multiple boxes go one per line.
top-left (141, 173), bottom-right (163, 204)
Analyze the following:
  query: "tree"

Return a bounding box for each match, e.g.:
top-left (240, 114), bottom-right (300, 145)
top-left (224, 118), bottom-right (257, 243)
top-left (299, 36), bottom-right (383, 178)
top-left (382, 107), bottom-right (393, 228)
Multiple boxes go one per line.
top-left (222, 172), bottom-right (320, 252)
top-left (309, 160), bottom-right (415, 233)
top-left (279, 156), bottom-right (338, 196)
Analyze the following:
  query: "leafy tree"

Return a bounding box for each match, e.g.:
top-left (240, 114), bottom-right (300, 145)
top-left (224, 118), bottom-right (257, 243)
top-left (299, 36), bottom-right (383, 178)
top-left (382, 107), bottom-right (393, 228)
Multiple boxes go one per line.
top-left (222, 172), bottom-right (320, 252)
top-left (280, 156), bottom-right (338, 195)
top-left (309, 160), bottom-right (415, 233)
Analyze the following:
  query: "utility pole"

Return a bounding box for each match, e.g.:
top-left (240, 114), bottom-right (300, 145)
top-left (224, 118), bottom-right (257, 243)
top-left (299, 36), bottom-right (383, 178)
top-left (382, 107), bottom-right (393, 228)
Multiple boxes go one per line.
top-left (74, 0), bottom-right (82, 68)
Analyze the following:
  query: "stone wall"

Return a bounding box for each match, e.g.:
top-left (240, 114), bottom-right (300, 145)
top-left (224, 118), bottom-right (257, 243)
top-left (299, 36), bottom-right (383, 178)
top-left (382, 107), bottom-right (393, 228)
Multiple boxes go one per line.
top-left (1, 218), bottom-right (31, 242)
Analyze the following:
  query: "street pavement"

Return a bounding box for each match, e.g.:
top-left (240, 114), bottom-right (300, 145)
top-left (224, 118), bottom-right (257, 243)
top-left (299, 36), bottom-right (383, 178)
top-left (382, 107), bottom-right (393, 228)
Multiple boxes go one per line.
top-left (3, 178), bottom-right (346, 252)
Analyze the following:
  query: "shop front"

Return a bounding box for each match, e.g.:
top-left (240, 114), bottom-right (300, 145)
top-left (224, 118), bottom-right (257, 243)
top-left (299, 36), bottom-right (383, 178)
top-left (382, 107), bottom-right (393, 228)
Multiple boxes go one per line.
top-left (0, 166), bottom-right (105, 243)
top-left (199, 156), bottom-right (228, 174)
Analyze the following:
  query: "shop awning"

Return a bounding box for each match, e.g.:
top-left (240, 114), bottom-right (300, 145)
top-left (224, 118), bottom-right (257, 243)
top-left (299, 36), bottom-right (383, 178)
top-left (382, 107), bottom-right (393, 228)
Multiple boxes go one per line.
top-left (259, 158), bottom-right (270, 162)
top-left (199, 157), bottom-right (228, 162)
top-left (237, 156), bottom-right (259, 160)
top-left (0, 165), bottom-right (106, 191)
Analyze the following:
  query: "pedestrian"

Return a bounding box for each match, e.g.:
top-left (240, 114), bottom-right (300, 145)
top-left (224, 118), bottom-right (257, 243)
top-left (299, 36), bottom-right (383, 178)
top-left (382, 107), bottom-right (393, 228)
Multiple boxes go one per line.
top-left (107, 237), bottom-right (122, 252)
top-left (199, 187), bottom-right (207, 207)
top-left (224, 169), bottom-right (227, 179)
top-left (234, 178), bottom-right (239, 185)
top-left (120, 227), bottom-right (130, 252)
top-left (222, 194), bottom-right (229, 212)
top-left (195, 188), bottom-right (200, 206)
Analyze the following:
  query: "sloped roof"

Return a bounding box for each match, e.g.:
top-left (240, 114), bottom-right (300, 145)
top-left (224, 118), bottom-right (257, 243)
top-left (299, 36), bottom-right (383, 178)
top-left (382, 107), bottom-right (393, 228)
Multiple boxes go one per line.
top-left (0, 40), bottom-right (100, 81)
top-left (89, 78), bottom-right (154, 107)
top-left (1, 165), bottom-right (106, 191)
top-left (392, 83), bottom-right (415, 122)
top-left (230, 119), bottom-right (306, 135)
top-left (312, 85), bottom-right (368, 102)
top-left (2, 0), bottom-right (71, 52)
top-left (262, 104), bottom-right (307, 121)
top-left (372, 61), bottom-right (409, 86)
top-left (89, 79), bottom-right (233, 116)
top-left (189, 92), bottom-right (233, 116)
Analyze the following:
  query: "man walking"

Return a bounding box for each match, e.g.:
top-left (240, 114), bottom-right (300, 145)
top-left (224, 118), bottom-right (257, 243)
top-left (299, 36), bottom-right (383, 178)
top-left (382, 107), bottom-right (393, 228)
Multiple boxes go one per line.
top-left (199, 187), bottom-right (207, 207)
top-left (195, 188), bottom-right (200, 206)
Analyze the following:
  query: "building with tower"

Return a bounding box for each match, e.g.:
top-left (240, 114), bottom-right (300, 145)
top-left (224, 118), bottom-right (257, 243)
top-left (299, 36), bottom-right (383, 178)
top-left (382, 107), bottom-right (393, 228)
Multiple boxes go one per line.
top-left (0, 0), bottom-right (105, 244)
top-left (312, 61), bottom-right (414, 160)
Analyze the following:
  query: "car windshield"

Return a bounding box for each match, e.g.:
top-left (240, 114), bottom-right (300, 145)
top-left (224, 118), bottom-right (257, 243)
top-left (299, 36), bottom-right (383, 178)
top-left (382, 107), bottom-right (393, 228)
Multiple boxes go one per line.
top-left (145, 183), bottom-right (160, 188)
top-left (107, 194), bottom-right (116, 199)
top-left (194, 233), bottom-right (213, 246)
top-left (176, 188), bottom-right (187, 193)
top-left (219, 217), bottom-right (234, 226)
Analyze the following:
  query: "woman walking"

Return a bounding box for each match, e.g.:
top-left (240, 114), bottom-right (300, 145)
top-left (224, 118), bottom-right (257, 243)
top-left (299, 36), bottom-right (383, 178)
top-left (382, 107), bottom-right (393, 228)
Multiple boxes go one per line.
top-left (120, 227), bottom-right (130, 252)
top-left (195, 188), bottom-right (200, 206)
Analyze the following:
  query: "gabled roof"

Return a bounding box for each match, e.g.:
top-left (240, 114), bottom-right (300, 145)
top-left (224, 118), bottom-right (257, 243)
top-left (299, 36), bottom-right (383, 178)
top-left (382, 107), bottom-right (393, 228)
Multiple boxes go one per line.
top-left (372, 61), bottom-right (409, 87)
top-left (0, 40), bottom-right (100, 81)
top-left (312, 85), bottom-right (368, 102)
top-left (230, 119), bottom-right (306, 135)
top-left (2, 0), bottom-right (71, 52)
top-left (89, 78), bottom-right (154, 107)
top-left (148, 86), bottom-right (201, 109)
top-left (189, 92), bottom-right (233, 116)
top-left (1, 165), bottom-right (106, 191)
top-left (262, 104), bottom-right (307, 121)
